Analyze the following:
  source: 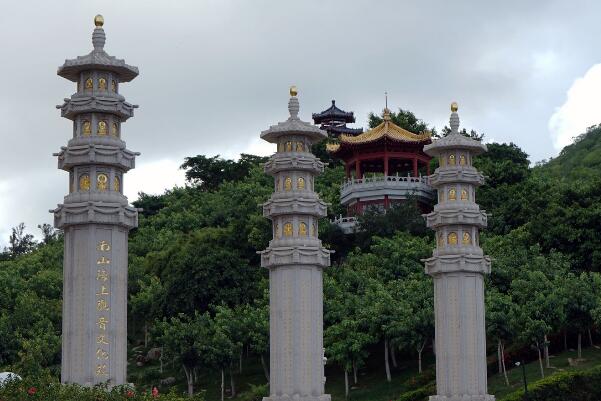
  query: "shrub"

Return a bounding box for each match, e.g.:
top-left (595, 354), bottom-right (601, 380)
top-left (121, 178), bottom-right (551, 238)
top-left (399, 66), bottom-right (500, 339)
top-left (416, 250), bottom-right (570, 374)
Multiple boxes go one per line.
top-left (500, 365), bottom-right (601, 401)
top-left (236, 383), bottom-right (268, 401)
top-left (398, 383), bottom-right (436, 401)
top-left (0, 377), bottom-right (205, 401)
top-left (402, 368), bottom-right (435, 391)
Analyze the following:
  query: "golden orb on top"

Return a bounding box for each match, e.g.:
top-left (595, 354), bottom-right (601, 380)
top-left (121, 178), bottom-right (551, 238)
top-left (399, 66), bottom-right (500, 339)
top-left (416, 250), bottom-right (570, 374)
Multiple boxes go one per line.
top-left (451, 102), bottom-right (458, 112)
top-left (94, 14), bottom-right (104, 27)
top-left (289, 85), bottom-right (298, 97)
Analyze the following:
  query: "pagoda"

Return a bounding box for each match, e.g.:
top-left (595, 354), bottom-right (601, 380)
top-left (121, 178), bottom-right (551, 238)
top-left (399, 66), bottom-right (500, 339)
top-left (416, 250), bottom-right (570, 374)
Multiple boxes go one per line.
top-left (51, 15), bottom-right (139, 386)
top-left (260, 87), bottom-right (331, 401)
top-left (423, 103), bottom-right (494, 401)
top-left (312, 100), bottom-right (363, 138)
top-left (327, 107), bottom-right (434, 223)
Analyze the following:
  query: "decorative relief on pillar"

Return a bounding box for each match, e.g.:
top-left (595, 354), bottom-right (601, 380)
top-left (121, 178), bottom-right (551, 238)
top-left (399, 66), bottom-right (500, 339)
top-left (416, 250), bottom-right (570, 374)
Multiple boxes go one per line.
top-left (79, 174), bottom-right (90, 191)
top-left (283, 222), bottom-right (293, 237)
top-left (463, 231), bottom-right (471, 245)
top-left (448, 232), bottom-right (457, 245)
top-left (83, 120), bottom-right (92, 136)
top-left (97, 174), bottom-right (108, 191)
top-left (299, 222), bottom-right (308, 236)
top-left (98, 121), bottom-right (107, 135)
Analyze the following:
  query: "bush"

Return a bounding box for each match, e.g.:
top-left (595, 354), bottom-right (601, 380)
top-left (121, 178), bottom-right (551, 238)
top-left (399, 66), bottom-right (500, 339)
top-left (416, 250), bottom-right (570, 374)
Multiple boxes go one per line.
top-left (236, 383), bottom-right (268, 401)
top-left (500, 365), bottom-right (601, 401)
top-left (402, 368), bottom-right (435, 391)
top-left (397, 383), bottom-right (436, 401)
top-left (0, 377), bottom-right (205, 401)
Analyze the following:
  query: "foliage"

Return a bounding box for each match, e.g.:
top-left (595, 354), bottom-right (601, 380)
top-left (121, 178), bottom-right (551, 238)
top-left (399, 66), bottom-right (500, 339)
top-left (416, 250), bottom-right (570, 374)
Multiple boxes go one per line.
top-left (500, 365), bottom-right (601, 401)
top-left (3, 111), bottom-right (601, 399)
top-left (0, 377), bottom-right (205, 401)
top-left (396, 383), bottom-right (435, 401)
top-left (180, 154), bottom-right (268, 191)
top-left (368, 109), bottom-right (433, 135)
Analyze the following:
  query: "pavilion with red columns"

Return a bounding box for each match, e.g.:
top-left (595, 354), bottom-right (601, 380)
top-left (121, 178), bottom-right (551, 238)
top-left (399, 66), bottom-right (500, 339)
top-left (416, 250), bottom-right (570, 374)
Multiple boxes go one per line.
top-left (327, 108), bottom-right (435, 217)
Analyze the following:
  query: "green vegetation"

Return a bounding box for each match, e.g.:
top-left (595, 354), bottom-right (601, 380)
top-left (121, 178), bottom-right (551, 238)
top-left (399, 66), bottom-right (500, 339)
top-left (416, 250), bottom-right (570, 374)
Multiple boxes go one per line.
top-left (2, 114), bottom-right (601, 400)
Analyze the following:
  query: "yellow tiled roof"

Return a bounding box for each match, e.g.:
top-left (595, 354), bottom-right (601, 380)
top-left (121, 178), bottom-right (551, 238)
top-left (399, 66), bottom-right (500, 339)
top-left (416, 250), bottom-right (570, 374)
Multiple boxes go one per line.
top-left (339, 118), bottom-right (430, 145)
top-left (326, 143), bottom-right (340, 152)
top-left (326, 109), bottom-right (431, 153)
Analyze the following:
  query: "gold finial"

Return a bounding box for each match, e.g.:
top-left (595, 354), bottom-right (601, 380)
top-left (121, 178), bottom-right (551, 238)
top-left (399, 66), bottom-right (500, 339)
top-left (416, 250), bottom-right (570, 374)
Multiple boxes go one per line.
top-left (451, 101), bottom-right (458, 112)
top-left (94, 14), bottom-right (104, 27)
top-left (289, 85), bottom-right (298, 97)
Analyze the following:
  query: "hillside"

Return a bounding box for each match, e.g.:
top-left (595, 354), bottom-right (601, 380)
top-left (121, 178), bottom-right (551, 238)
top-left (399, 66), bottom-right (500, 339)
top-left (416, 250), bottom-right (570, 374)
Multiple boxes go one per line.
top-left (541, 124), bottom-right (601, 179)
top-left (1, 133), bottom-right (601, 400)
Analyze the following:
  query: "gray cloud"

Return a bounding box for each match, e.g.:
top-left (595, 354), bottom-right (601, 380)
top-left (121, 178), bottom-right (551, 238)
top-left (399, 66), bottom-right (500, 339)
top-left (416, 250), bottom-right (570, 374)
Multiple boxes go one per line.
top-left (1, 0), bottom-right (601, 245)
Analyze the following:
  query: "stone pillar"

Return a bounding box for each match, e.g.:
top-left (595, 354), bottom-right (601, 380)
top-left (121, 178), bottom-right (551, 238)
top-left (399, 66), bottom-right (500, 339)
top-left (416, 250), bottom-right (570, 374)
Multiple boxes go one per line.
top-left (260, 87), bottom-right (331, 401)
top-left (51, 15), bottom-right (140, 386)
top-left (423, 103), bottom-right (494, 401)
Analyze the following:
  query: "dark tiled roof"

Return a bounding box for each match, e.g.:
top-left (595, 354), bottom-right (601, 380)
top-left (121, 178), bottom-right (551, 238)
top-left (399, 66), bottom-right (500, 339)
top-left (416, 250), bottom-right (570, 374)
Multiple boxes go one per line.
top-left (312, 100), bottom-right (356, 124)
top-left (324, 125), bottom-right (364, 136)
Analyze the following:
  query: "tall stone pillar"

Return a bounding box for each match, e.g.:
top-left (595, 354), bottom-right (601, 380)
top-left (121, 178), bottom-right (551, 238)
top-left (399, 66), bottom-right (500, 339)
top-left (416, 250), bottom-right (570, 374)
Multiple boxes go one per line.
top-left (51, 15), bottom-right (140, 386)
top-left (260, 87), bottom-right (331, 401)
top-left (423, 103), bottom-right (494, 401)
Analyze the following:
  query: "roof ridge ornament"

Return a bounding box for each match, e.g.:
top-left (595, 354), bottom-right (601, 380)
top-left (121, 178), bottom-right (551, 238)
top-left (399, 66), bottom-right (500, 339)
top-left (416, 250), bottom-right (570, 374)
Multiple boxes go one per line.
top-left (92, 14), bottom-right (106, 51)
top-left (450, 101), bottom-right (460, 134)
top-left (383, 107), bottom-right (392, 122)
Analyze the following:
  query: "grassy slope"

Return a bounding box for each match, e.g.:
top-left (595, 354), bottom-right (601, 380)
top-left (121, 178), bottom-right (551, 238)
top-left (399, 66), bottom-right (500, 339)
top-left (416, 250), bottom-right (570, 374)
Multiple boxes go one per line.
top-left (127, 346), bottom-right (435, 401)
top-left (489, 345), bottom-right (601, 400)
top-left (127, 345), bottom-right (601, 401)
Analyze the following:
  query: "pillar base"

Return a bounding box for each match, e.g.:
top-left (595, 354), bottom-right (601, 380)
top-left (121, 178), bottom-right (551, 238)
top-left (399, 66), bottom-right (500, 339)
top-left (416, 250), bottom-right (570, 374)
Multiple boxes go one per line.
top-left (429, 395), bottom-right (495, 401)
top-left (264, 395), bottom-right (331, 401)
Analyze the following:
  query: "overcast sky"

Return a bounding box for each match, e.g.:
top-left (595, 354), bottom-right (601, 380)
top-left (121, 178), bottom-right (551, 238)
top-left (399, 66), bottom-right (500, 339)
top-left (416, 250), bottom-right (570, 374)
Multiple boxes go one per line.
top-left (1, 0), bottom-right (601, 246)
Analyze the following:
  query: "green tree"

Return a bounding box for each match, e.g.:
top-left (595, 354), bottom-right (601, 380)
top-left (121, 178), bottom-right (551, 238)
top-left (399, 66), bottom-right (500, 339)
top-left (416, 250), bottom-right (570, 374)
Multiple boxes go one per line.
top-left (486, 289), bottom-right (514, 385)
top-left (562, 272), bottom-right (598, 359)
top-left (181, 154), bottom-right (268, 191)
top-left (368, 109), bottom-right (432, 135)
top-left (153, 312), bottom-right (210, 396)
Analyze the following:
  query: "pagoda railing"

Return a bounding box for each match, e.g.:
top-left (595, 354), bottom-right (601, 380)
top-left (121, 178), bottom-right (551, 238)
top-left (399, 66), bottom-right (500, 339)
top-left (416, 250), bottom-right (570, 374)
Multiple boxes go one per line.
top-left (341, 174), bottom-right (429, 190)
top-left (340, 174), bottom-right (434, 205)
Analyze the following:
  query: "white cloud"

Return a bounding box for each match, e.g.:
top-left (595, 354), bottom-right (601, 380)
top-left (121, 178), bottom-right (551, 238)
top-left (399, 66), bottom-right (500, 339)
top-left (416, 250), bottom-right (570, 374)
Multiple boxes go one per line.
top-left (125, 158), bottom-right (187, 200)
top-left (549, 63), bottom-right (601, 150)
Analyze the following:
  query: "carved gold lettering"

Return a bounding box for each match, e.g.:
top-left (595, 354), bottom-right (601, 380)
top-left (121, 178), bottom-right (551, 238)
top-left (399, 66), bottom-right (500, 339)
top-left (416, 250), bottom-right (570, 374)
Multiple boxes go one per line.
top-left (96, 348), bottom-right (109, 360)
top-left (97, 269), bottom-right (109, 281)
top-left (97, 316), bottom-right (108, 330)
top-left (97, 335), bottom-right (109, 345)
top-left (96, 286), bottom-right (109, 296)
top-left (97, 241), bottom-right (111, 252)
top-left (95, 364), bottom-right (108, 376)
top-left (96, 299), bottom-right (110, 311)
top-left (97, 256), bottom-right (110, 265)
